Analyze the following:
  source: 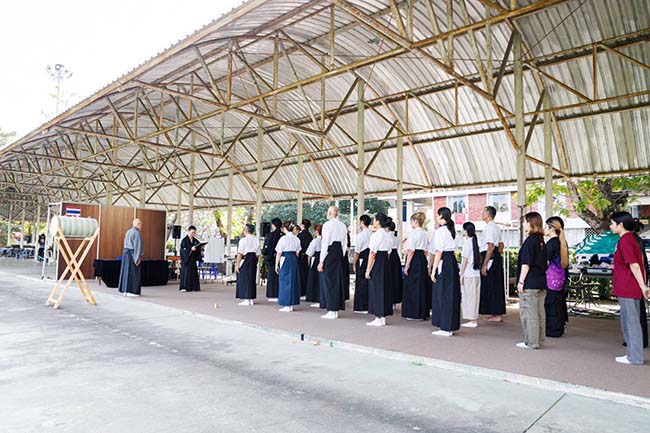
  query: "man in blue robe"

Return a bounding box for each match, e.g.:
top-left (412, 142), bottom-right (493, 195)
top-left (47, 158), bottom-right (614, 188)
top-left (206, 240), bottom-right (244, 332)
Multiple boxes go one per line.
top-left (118, 219), bottom-right (144, 297)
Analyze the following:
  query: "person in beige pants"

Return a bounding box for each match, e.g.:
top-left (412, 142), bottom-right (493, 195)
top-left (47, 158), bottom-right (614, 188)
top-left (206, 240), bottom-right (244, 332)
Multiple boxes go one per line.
top-left (516, 212), bottom-right (548, 349)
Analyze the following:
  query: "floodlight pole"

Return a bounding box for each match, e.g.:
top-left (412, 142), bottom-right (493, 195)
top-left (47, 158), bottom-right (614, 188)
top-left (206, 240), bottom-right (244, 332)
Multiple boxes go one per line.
top-left (46, 64), bottom-right (73, 114)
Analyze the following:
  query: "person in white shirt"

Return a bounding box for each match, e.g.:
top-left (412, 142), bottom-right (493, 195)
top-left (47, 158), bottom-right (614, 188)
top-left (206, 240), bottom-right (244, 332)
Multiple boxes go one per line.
top-left (353, 215), bottom-right (373, 313)
top-left (479, 206), bottom-right (506, 322)
top-left (430, 207), bottom-right (461, 337)
top-left (235, 224), bottom-right (260, 306)
top-left (364, 213), bottom-right (393, 326)
top-left (460, 222), bottom-right (482, 327)
top-left (275, 221), bottom-right (302, 312)
top-left (402, 212), bottom-right (431, 320)
top-left (318, 206), bottom-right (348, 319)
top-left (305, 224), bottom-right (323, 307)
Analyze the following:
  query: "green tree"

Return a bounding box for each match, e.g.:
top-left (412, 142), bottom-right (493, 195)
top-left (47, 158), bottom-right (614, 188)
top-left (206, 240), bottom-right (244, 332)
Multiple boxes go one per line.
top-left (527, 176), bottom-right (650, 232)
top-left (262, 198), bottom-right (391, 227)
top-left (1, 127), bottom-right (16, 147)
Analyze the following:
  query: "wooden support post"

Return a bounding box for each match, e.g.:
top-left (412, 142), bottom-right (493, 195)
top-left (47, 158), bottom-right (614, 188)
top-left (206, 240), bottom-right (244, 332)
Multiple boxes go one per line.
top-left (226, 170), bottom-right (233, 256)
top-left (256, 119), bottom-right (264, 283)
top-left (543, 92), bottom-right (553, 219)
top-left (34, 204), bottom-right (41, 261)
top-left (6, 204), bottom-right (12, 246)
top-left (397, 135), bottom-right (404, 258)
top-left (189, 151), bottom-right (195, 223)
top-left (514, 30), bottom-right (526, 244)
top-left (139, 173), bottom-right (147, 208)
top-left (19, 207), bottom-right (25, 248)
top-left (297, 141), bottom-right (304, 224)
top-left (356, 80), bottom-right (365, 233)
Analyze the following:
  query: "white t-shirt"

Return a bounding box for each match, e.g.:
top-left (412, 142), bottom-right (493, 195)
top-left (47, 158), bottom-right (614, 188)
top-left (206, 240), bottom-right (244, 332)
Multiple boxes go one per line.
top-left (275, 232), bottom-right (301, 253)
top-left (480, 221), bottom-right (502, 252)
top-left (237, 235), bottom-right (260, 255)
top-left (461, 237), bottom-right (481, 278)
top-left (407, 227), bottom-right (429, 251)
top-left (306, 236), bottom-right (322, 256)
top-left (369, 230), bottom-right (392, 253)
top-left (355, 227), bottom-right (371, 252)
top-left (433, 226), bottom-right (456, 252)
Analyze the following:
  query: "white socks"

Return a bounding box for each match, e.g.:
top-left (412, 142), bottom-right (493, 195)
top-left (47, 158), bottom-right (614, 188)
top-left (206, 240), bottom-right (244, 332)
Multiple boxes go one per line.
top-left (238, 299), bottom-right (254, 306)
top-left (366, 317), bottom-right (385, 327)
top-left (279, 306), bottom-right (293, 312)
top-left (321, 311), bottom-right (338, 319)
top-left (461, 321), bottom-right (478, 328)
top-left (432, 330), bottom-right (452, 337)
top-left (310, 303), bottom-right (320, 308)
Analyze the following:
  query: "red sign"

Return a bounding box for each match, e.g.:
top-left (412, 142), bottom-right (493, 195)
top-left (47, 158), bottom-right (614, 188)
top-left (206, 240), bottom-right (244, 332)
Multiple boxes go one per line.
top-left (453, 213), bottom-right (466, 225)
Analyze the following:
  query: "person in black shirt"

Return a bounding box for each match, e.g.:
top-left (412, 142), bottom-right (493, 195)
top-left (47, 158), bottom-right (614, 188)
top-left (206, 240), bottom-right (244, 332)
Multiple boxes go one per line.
top-left (297, 219), bottom-right (313, 298)
top-left (262, 218), bottom-right (283, 301)
top-left (516, 212), bottom-right (548, 349)
top-left (545, 217), bottom-right (569, 337)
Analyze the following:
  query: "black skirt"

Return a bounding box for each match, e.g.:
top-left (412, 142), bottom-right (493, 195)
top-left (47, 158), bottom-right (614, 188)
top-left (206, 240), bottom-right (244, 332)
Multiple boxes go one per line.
top-left (402, 250), bottom-right (431, 320)
top-left (354, 248), bottom-right (370, 312)
top-left (389, 248), bottom-right (403, 304)
top-left (368, 251), bottom-right (393, 317)
top-left (479, 250), bottom-right (506, 315)
top-left (265, 255), bottom-right (279, 298)
top-left (306, 252), bottom-right (321, 303)
top-left (299, 254), bottom-right (310, 297)
top-left (544, 289), bottom-right (564, 337)
top-left (431, 251), bottom-right (461, 332)
top-left (319, 242), bottom-right (345, 311)
top-left (236, 252), bottom-right (257, 300)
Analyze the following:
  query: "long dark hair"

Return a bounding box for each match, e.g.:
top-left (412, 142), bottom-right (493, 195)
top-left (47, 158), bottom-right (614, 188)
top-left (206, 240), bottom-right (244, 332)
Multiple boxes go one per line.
top-left (438, 207), bottom-right (455, 239)
top-left (546, 216), bottom-right (568, 268)
top-left (611, 211), bottom-right (634, 231)
top-left (463, 222), bottom-right (481, 270)
top-left (633, 218), bottom-right (648, 282)
top-left (375, 212), bottom-right (389, 228)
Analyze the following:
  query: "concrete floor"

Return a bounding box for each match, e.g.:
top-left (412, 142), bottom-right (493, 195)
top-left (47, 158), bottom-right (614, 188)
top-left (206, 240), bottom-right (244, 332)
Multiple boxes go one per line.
top-left (1, 261), bottom-right (649, 432)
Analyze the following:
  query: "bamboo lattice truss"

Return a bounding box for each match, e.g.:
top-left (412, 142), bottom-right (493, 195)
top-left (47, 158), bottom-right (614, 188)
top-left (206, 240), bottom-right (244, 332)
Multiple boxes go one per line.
top-left (46, 225), bottom-right (99, 309)
top-left (0, 0), bottom-right (649, 226)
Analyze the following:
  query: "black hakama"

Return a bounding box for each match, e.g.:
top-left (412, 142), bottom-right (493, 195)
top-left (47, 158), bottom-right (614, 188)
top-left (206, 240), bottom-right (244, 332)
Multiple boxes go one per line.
top-left (278, 252), bottom-right (300, 307)
top-left (431, 251), bottom-right (461, 332)
top-left (265, 258), bottom-right (279, 298)
top-left (305, 252), bottom-right (321, 303)
top-left (544, 289), bottom-right (565, 337)
top-left (401, 250), bottom-right (431, 320)
top-left (299, 255), bottom-right (310, 297)
top-left (319, 241), bottom-right (345, 311)
top-left (342, 252), bottom-right (350, 301)
top-left (478, 250), bottom-right (506, 315)
top-left (179, 236), bottom-right (201, 292)
top-left (389, 248), bottom-right (403, 304)
top-left (368, 251), bottom-right (393, 317)
top-left (118, 248), bottom-right (141, 295)
top-left (353, 248), bottom-right (370, 312)
top-left (236, 252), bottom-right (258, 300)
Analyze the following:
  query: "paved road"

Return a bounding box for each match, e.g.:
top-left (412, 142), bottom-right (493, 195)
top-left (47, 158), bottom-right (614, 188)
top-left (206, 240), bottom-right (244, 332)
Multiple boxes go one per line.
top-left (0, 271), bottom-right (647, 433)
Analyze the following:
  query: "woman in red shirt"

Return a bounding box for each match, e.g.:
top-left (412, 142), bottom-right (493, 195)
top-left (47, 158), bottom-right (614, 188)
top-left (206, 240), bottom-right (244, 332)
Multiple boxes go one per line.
top-left (610, 211), bottom-right (648, 365)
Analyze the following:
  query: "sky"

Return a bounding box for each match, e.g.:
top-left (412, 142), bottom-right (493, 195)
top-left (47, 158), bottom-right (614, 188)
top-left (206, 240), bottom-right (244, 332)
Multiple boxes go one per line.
top-left (0, 0), bottom-right (244, 139)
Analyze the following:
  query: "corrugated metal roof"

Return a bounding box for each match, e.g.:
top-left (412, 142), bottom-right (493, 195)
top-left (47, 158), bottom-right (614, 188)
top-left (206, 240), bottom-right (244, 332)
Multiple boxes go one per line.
top-left (1, 0), bottom-right (649, 213)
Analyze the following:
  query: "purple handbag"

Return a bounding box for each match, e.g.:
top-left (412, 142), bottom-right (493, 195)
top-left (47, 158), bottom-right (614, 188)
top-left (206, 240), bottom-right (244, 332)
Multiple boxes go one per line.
top-left (546, 257), bottom-right (565, 291)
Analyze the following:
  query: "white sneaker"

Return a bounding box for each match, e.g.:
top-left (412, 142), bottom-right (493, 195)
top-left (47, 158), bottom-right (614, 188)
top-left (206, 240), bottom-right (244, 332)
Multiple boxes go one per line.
top-left (366, 318), bottom-right (385, 327)
top-left (268, 298), bottom-right (278, 302)
top-left (432, 330), bottom-right (452, 337)
top-left (279, 306), bottom-right (293, 312)
top-left (300, 296), bottom-right (306, 300)
top-left (380, 317), bottom-right (386, 326)
top-left (310, 303), bottom-right (320, 308)
top-left (354, 310), bottom-right (368, 314)
top-left (321, 311), bottom-right (338, 319)
top-left (180, 289), bottom-right (187, 293)
top-left (615, 356), bottom-right (632, 364)
top-left (516, 342), bottom-right (533, 349)
top-left (238, 300), bottom-right (250, 306)
top-left (461, 321), bottom-right (478, 328)
top-left (249, 300), bottom-right (254, 306)
top-left (126, 293), bottom-right (140, 297)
